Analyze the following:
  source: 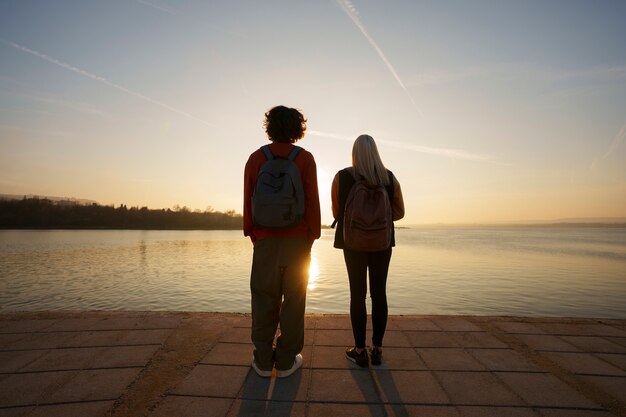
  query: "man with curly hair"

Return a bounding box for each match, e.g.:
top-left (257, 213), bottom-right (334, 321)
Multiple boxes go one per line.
top-left (243, 105), bottom-right (321, 377)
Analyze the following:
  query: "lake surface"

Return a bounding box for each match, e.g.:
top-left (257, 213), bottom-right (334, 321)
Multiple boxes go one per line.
top-left (1, 227), bottom-right (625, 318)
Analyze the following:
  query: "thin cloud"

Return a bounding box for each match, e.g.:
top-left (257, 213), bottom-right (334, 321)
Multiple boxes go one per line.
top-left (0, 38), bottom-right (213, 127)
top-left (408, 63), bottom-right (626, 88)
top-left (133, 0), bottom-right (247, 39)
top-left (32, 95), bottom-right (109, 118)
top-left (0, 123), bottom-right (74, 137)
top-left (337, 0), bottom-right (422, 116)
top-left (308, 129), bottom-right (491, 162)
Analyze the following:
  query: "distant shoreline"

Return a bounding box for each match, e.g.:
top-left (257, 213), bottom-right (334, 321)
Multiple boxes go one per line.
top-left (402, 222), bottom-right (626, 229)
top-left (2, 222), bottom-right (625, 231)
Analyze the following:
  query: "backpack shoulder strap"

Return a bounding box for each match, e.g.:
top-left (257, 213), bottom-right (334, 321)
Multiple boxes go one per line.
top-left (386, 170), bottom-right (395, 201)
top-left (287, 145), bottom-right (302, 161)
top-left (260, 145), bottom-right (274, 161)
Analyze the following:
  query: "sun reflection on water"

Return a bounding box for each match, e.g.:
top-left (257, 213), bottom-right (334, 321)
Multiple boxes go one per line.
top-left (308, 255), bottom-right (319, 290)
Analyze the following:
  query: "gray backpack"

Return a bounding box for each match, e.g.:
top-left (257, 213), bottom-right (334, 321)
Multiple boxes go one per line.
top-left (252, 145), bottom-right (305, 228)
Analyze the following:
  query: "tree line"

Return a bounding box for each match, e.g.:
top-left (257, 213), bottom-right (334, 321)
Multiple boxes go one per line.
top-left (0, 198), bottom-right (243, 230)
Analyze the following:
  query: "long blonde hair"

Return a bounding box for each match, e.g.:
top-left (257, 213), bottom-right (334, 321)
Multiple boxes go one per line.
top-left (352, 134), bottom-right (389, 186)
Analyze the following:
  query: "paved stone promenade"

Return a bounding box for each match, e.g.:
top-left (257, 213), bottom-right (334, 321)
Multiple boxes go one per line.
top-left (0, 312), bottom-right (624, 417)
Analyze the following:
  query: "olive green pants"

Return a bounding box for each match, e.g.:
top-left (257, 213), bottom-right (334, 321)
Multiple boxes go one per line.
top-left (250, 237), bottom-right (311, 371)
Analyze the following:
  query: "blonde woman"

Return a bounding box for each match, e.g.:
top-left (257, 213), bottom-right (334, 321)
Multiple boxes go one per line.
top-left (331, 134), bottom-right (405, 367)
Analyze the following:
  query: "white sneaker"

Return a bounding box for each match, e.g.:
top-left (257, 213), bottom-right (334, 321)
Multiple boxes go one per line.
top-left (251, 357), bottom-right (272, 377)
top-left (276, 354), bottom-right (303, 378)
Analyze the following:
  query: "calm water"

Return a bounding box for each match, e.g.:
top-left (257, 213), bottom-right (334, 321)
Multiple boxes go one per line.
top-left (1, 227), bottom-right (625, 318)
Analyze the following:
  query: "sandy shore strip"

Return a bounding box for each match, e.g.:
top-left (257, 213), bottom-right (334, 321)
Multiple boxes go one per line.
top-left (0, 311), bottom-right (624, 417)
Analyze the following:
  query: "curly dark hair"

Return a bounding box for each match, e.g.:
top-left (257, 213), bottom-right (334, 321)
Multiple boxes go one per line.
top-left (263, 105), bottom-right (307, 143)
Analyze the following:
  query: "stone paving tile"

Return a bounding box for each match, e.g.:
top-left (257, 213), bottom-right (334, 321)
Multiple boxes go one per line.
top-left (543, 352), bottom-right (626, 376)
top-left (468, 349), bottom-right (542, 372)
top-left (152, 396), bottom-right (234, 417)
top-left (20, 345), bottom-right (157, 372)
top-left (0, 368), bottom-right (138, 407)
top-left (227, 399), bottom-right (306, 417)
top-left (560, 336), bottom-right (626, 354)
top-left (494, 322), bottom-right (546, 334)
top-left (496, 372), bottom-right (598, 408)
top-left (432, 319), bottom-right (482, 332)
top-left (399, 405), bottom-right (461, 417)
top-left (1, 313), bottom-right (625, 417)
top-left (389, 318), bottom-right (440, 331)
top-left (239, 369), bottom-right (309, 402)
top-left (305, 346), bottom-right (427, 370)
top-left (311, 404), bottom-right (463, 417)
top-left (405, 331), bottom-right (461, 348)
top-left (172, 364), bottom-right (250, 398)
top-left (417, 348), bottom-right (487, 371)
top-left (373, 347), bottom-right (428, 370)
top-left (43, 318), bottom-right (107, 332)
top-left (0, 350), bottom-right (47, 373)
top-left (375, 370), bottom-right (451, 404)
top-left (435, 371), bottom-right (523, 406)
top-left (316, 316), bottom-right (352, 329)
top-left (596, 353), bottom-right (626, 371)
top-left (455, 332), bottom-right (509, 349)
top-left (0, 332), bottom-right (80, 351)
top-left (0, 370), bottom-right (73, 407)
top-left (536, 323), bottom-right (626, 337)
top-left (46, 368), bottom-right (141, 404)
top-left (374, 330), bottom-right (412, 347)
top-left (61, 329), bottom-right (171, 347)
top-left (308, 369), bottom-right (378, 402)
top-left (606, 337), bottom-right (626, 349)
top-left (208, 344), bottom-right (313, 370)
top-left (311, 345), bottom-right (352, 369)
top-left (219, 327), bottom-right (252, 343)
top-left (314, 329), bottom-right (353, 346)
top-left (307, 403), bottom-right (386, 417)
top-left (515, 334), bottom-right (579, 352)
top-left (457, 406), bottom-right (541, 416)
top-left (233, 316), bottom-right (252, 328)
top-left (580, 375), bottom-right (626, 403)
top-left (201, 342), bottom-right (253, 366)
top-left (0, 319), bottom-right (58, 334)
top-left (0, 334), bottom-right (29, 350)
top-left (87, 317), bottom-right (179, 331)
top-left (538, 410), bottom-right (616, 417)
top-left (220, 327), bottom-right (314, 346)
top-left (311, 345), bottom-right (428, 370)
top-left (0, 401), bottom-right (114, 417)
top-left (232, 315), bottom-right (315, 329)
top-left (130, 316), bottom-right (183, 329)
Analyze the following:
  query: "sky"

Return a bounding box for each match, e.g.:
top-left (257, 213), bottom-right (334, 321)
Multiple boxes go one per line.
top-left (1, 0), bottom-right (625, 225)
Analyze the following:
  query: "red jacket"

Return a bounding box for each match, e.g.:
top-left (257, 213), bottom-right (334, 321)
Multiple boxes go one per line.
top-left (244, 142), bottom-right (321, 244)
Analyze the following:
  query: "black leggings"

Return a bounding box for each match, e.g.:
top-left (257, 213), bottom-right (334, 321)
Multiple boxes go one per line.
top-left (343, 247), bottom-right (392, 348)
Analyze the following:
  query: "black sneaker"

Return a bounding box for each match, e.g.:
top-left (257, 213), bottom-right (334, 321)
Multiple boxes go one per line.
top-left (370, 347), bottom-right (382, 366)
top-left (346, 347), bottom-right (368, 367)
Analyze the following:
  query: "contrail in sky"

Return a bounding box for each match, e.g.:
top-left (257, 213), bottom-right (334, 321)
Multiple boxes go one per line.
top-left (603, 122), bottom-right (626, 160)
top-left (0, 38), bottom-right (213, 127)
top-left (135, 0), bottom-right (180, 16)
top-left (337, 0), bottom-right (422, 116)
top-left (308, 130), bottom-right (491, 162)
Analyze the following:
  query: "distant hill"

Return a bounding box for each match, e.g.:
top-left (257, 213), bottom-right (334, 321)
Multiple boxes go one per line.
top-left (0, 194), bottom-right (97, 205)
top-left (550, 217), bottom-right (626, 224)
top-left (406, 217), bottom-right (626, 228)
